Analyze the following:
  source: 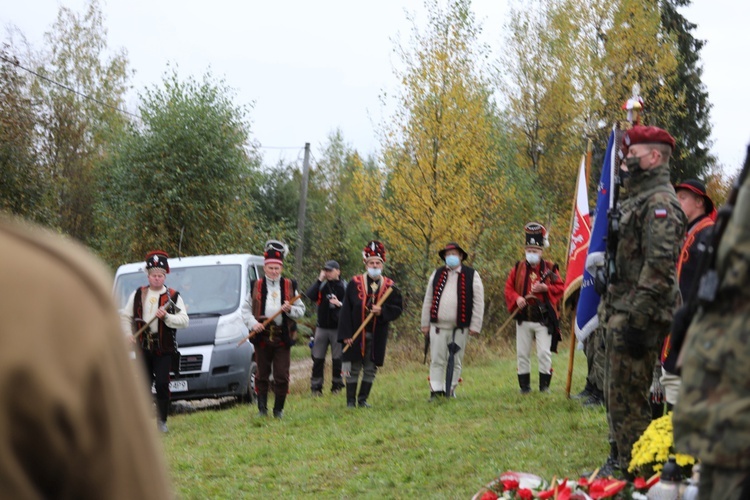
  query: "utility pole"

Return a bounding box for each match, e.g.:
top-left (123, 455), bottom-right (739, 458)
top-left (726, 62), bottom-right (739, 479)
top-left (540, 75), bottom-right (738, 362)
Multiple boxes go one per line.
top-left (295, 142), bottom-right (311, 277)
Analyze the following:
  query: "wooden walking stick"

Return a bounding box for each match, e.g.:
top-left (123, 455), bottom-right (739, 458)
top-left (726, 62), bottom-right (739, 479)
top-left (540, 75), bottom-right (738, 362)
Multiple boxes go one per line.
top-left (343, 286), bottom-right (394, 353)
top-left (237, 293), bottom-right (304, 347)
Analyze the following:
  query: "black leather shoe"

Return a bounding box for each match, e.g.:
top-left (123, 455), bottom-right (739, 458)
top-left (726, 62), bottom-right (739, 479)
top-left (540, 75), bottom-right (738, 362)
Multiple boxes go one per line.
top-left (273, 410), bottom-right (283, 419)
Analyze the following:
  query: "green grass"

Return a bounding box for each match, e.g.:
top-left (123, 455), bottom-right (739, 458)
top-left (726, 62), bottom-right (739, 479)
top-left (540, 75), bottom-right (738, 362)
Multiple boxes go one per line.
top-left (162, 342), bottom-right (608, 499)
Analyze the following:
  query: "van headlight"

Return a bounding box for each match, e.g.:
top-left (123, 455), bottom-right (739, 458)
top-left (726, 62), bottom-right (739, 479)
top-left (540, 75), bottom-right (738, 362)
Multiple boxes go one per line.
top-left (215, 311), bottom-right (246, 344)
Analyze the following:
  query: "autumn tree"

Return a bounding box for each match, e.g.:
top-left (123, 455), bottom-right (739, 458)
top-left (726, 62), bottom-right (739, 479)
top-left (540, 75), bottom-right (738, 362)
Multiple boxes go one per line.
top-left (98, 70), bottom-right (262, 265)
top-left (31, 0), bottom-right (130, 243)
top-left (301, 130), bottom-right (375, 282)
top-left (600, 0), bottom-right (679, 137)
top-left (499, 0), bottom-right (584, 209)
top-left (371, 0), bottom-right (510, 308)
top-left (0, 46), bottom-right (47, 222)
top-left (660, 0), bottom-right (714, 180)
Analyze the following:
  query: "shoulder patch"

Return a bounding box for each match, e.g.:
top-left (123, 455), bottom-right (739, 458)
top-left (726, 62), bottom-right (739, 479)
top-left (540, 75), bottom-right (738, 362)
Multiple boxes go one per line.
top-left (654, 208), bottom-right (668, 218)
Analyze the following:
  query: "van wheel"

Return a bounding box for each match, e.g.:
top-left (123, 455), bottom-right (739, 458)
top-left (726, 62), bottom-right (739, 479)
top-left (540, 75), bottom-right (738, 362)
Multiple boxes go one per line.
top-left (240, 361), bottom-right (257, 404)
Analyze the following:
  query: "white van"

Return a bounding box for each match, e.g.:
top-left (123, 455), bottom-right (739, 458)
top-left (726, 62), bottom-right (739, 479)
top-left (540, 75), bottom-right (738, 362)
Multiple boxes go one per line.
top-left (114, 254), bottom-right (264, 403)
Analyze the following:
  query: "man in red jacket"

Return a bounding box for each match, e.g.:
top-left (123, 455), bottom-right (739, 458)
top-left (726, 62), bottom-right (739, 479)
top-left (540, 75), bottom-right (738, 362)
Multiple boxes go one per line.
top-left (504, 222), bottom-right (564, 393)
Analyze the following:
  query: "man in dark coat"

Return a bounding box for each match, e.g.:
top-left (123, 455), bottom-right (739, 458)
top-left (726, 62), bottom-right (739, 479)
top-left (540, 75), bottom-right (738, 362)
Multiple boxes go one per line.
top-left (338, 240), bottom-right (403, 408)
top-left (659, 179), bottom-right (715, 410)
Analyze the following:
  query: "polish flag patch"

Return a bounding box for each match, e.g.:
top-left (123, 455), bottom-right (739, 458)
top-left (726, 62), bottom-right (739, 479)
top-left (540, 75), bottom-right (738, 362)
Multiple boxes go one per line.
top-left (654, 208), bottom-right (668, 218)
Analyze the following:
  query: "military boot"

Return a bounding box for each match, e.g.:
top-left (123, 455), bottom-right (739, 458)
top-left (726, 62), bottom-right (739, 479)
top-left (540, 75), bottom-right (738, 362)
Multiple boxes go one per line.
top-left (598, 441), bottom-right (620, 477)
top-left (346, 382), bottom-right (357, 408)
top-left (273, 393), bottom-right (286, 419)
top-left (583, 387), bottom-right (605, 407)
top-left (357, 381), bottom-right (373, 408)
top-left (257, 393), bottom-right (268, 417)
top-left (572, 381), bottom-right (595, 399)
top-left (539, 372), bottom-right (552, 392)
top-left (518, 373), bottom-right (531, 394)
top-left (331, 359), bottom-right (345, 394)
top-left (311, 357), bottom-right (325, 397)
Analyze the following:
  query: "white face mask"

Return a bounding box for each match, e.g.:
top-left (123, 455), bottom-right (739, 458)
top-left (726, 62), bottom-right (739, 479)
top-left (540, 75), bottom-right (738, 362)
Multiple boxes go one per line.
top-left (525, 252), bottom-right (541, 265)
top-left (445, 255), bottom-right (461, 268)
top-left (367, 268), bottom-right (382, 278)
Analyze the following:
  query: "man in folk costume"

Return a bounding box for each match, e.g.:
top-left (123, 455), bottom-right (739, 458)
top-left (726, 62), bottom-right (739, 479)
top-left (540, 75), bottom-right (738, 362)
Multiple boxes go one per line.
top-left (241, 240), bottom-right (305, 418)
top-left (504, 223), bottom-right (564, 394)
top-left (121, 250), bottom-right (189, 433)
top-left (420, 242), bottom-right (484, 401)
top-left (338, 240), bottom-right (403, 408)
top-left (658, 179), bottom-right (716, 409)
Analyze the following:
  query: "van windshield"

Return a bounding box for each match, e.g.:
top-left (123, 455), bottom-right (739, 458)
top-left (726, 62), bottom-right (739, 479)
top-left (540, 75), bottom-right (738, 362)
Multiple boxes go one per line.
top-left (114, 264), bottom-right (242, 316)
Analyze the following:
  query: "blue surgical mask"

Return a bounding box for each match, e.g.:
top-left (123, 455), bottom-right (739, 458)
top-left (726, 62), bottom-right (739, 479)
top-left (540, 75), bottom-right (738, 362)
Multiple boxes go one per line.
top-left (525, 252), bottom-right (541, 265)
top-left (367, 268), bottom-right (382, 278)
top-left (445, 255), bottom-right (461, 268)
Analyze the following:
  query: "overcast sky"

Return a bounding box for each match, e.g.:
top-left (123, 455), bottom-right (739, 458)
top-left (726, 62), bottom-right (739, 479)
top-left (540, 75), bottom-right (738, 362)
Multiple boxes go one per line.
top-left (3, 0), bottom-right (749, 173)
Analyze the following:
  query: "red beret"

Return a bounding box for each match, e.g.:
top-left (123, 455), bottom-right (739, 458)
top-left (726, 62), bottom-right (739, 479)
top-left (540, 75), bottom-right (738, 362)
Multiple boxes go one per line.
top-left (622, 125), bottom-right (675, 153)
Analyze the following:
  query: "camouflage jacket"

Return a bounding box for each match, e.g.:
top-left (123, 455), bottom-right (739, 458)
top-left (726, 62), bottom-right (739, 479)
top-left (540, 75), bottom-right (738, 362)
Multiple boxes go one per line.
top-left (673, 174), bottom-right (750, 468)
top-left (606, 164), bottom-right (686, 329)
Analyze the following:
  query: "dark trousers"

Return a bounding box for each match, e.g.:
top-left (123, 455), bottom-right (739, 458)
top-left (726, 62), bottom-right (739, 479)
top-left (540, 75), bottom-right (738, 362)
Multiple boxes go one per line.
top-left (139, 348), bottom-right (172, 420)
top-left (256, 337), bottom-right (291, 398)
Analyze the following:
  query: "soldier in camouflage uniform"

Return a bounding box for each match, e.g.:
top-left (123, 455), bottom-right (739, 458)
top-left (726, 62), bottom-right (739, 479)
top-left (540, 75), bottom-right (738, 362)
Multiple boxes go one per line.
top-left (673, 161), bottom-right (750, 499)
top-left (578, 325), bottom-right (605, 406)
top-left (600, 125), bottom-right (686, 477)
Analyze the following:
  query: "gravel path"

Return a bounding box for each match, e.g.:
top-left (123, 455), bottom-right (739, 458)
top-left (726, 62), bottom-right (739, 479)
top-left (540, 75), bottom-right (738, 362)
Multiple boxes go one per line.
top-left (171, 358), bottom-right (313, 413)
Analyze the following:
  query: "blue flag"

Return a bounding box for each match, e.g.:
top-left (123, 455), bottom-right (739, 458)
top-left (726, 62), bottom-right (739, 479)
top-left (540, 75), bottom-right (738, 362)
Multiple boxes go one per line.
top-left (575, 129), bottom-right (616, 341)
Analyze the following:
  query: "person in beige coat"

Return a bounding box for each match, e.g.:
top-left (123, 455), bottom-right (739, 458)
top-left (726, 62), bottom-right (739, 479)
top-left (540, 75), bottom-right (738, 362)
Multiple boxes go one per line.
top-left (421, 242), bottom-right (484, 400)
top-left (0, 215), bottom-right (172, 499)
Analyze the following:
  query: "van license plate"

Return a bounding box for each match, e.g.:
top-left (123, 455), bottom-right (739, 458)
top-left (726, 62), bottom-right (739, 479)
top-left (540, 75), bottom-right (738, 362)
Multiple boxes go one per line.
top-left (170, 380), bottom-right (188, 392)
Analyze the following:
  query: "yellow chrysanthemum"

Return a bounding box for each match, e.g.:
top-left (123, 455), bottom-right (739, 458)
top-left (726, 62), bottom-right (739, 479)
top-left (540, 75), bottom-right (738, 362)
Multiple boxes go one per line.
top-left (628, 413), bottom-right (696, 475)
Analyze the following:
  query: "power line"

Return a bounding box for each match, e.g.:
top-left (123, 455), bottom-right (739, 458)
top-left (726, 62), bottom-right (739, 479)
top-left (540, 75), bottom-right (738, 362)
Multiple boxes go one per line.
top-left (0, 53), bottom-right (140, 119)
top-left (2, 55), bottom-right (315, 153)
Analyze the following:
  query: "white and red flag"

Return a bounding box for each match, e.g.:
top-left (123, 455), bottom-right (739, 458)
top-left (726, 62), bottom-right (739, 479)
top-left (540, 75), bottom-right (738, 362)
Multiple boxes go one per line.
top-left (563, 155), bottom-right (591, 303)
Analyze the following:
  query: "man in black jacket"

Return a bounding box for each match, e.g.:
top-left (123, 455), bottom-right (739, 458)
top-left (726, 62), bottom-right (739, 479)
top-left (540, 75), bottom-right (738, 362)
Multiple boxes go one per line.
top-left (307, 260), bottom-right (347, 396)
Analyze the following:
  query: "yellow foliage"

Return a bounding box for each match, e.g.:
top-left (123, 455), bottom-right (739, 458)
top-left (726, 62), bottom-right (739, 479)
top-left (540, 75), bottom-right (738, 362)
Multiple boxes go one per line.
top-left (369, 0), bottom-right (511, 287)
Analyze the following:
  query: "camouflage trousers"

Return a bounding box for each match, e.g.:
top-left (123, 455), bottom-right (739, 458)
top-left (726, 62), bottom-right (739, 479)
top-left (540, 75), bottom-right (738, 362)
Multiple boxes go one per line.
top-left (698, 464), bottom-right (750, 500)
top-left (585, 326), bottom-right (606, 392)
top-left (604, 313), bottom-right (661, 470)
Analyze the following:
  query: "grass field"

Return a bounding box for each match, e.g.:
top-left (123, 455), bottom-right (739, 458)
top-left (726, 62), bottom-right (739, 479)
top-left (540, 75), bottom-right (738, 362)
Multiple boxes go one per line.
top-left (161, 340), bottom-right (609, 499)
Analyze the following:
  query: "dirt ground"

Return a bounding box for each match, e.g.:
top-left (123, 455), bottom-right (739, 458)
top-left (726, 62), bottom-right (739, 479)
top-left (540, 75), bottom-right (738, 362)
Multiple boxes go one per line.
top-left (171, 357), bottom-right (314, 413)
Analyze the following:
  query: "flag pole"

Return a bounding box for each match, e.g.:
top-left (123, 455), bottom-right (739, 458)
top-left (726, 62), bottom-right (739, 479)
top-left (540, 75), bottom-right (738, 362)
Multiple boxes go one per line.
top-left (565, 140), bottom-right (593, 397)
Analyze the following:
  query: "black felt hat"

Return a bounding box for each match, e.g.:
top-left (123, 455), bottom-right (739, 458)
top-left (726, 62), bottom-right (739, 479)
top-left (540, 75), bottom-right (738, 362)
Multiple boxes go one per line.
top-left (438, 242), bottom-right (468, 261)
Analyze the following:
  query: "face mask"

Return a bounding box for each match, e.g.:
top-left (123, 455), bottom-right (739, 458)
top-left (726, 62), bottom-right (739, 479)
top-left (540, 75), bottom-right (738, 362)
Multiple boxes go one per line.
top-left (625, 155), bottom-right (644, 173)
top-left (525, 252), bottom-right (541, 265)
top-left (367, 268), bottom-right (382, 278)
top-left (445, 255), bottom-right (461, 268)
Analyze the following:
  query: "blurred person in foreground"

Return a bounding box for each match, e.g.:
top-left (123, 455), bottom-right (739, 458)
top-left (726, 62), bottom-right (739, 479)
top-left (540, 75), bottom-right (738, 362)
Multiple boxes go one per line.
top-left (674, 148), bottom-right (750, 500)
top-left (0, 214), bottom-right (172, 499)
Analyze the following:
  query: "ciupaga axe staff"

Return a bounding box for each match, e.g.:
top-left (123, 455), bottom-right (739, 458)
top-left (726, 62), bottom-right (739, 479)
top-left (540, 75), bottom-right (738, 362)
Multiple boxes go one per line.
top-left (342, 286), bottom-right (395, 353)
top-left (237, 293), bottom-right (304, 347)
